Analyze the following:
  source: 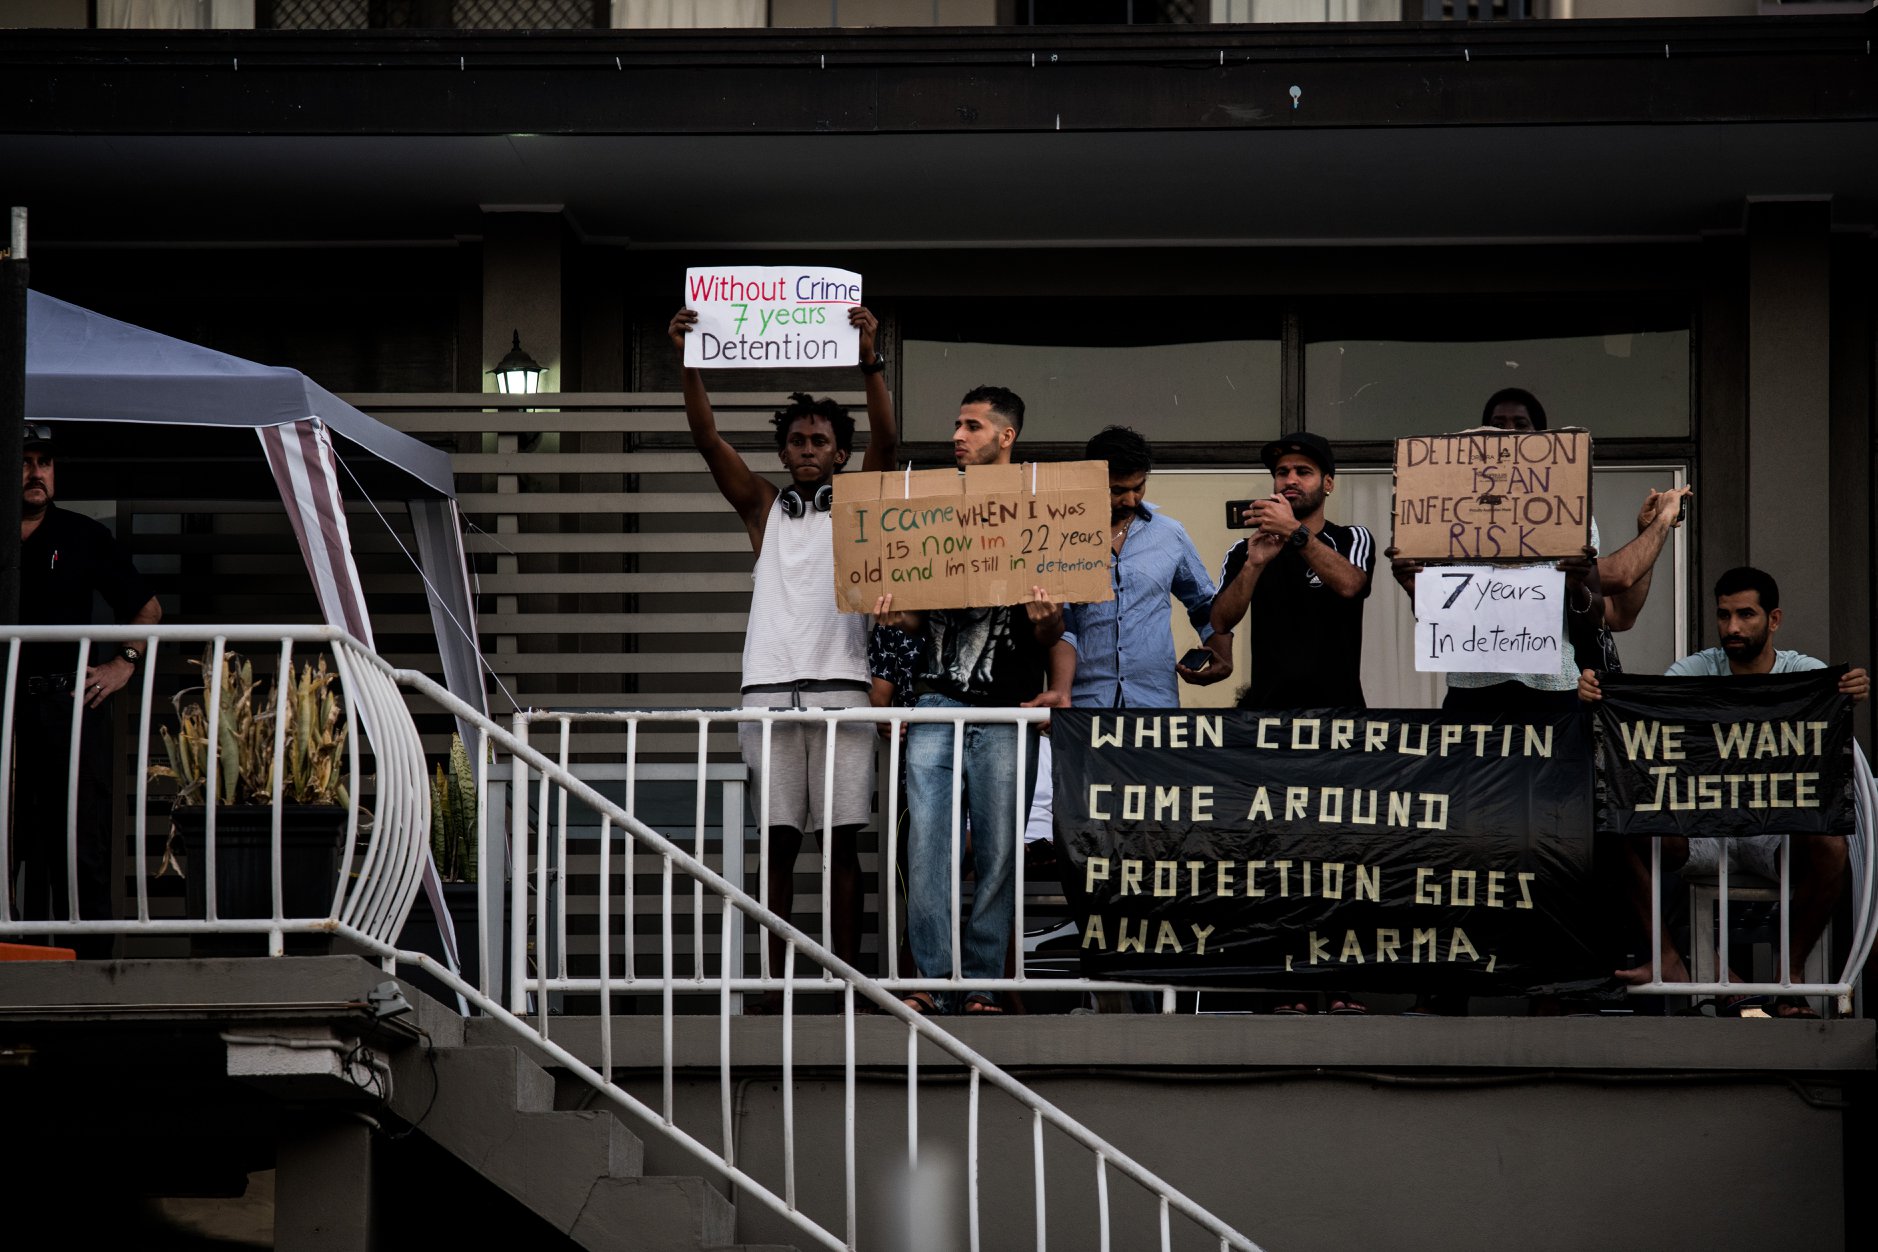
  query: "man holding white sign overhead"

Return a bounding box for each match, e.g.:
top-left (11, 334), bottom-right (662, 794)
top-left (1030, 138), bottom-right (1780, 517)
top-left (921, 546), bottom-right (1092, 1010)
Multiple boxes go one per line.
top-left (669, 293), bottom-right (894, 1010)
top-left (1389, 392), bottom-right (1603, 716)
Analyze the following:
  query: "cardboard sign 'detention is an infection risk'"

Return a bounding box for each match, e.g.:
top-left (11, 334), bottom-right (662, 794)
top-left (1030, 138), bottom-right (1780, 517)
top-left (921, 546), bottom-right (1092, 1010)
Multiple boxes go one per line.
top-left (1392, 429), bottom-right (1592, 562)
top-left (832, 462), bottom-right (1114, 612)
top-left (682, 266), bottom-right (863, 369)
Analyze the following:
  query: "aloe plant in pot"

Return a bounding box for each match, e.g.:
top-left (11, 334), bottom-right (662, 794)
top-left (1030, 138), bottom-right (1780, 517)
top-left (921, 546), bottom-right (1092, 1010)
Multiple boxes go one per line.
top-left (400, 732), bottom-right (483, 1002)
top-left (150, 646), bottom-right (359, 954)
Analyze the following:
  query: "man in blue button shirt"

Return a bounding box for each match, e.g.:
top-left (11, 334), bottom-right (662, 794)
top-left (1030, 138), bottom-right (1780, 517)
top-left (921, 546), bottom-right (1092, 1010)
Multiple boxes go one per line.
top-left (1061, 425), bottom-right (1225, 709)
top-left (1025, 426), bottom-right (1224, 882)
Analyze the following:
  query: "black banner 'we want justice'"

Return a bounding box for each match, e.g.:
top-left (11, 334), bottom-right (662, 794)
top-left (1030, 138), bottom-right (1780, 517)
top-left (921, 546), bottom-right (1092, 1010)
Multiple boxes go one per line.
top-left (1591, 668), bottom-right (1854, 837)
top-left (1051, 708), bottom-right (1608, 995)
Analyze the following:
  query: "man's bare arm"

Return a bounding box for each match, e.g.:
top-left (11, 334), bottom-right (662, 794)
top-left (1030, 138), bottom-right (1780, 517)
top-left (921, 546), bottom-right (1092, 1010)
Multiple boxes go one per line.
top-left (1600, 486), bottom-right (1690, 631)
top-left (1296, 538), bottom-right (1370, 599)
top-left (1021, 638), bottom-right (1076, 710)
top-left (1248, 493), bottom-right (1365, 597)
top-left (851, 306), bottom-right (899, 473)
top-left (1210, 533), bottom-right (1281, 634)
top-left (669, 308), bottom-right (777, 545)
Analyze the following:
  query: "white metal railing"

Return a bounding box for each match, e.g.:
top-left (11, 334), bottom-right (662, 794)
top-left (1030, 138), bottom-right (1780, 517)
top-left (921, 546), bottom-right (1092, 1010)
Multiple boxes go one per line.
top-left (1631, 742), bottom-right (1878, 1010)
top-left (397, 673), bottom-right (1263, 1252)
top-left (506, 706), bottom-right (1877, 1015)
top-left (504, 707), bottom-right (1226, 1012)
top-left (0, 625), bottom-right (428, 955)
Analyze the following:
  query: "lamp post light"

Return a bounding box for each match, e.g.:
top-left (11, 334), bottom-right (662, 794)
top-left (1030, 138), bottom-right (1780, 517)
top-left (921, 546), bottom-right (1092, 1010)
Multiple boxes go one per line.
top-left (488, 330), bottom-right (545, 396)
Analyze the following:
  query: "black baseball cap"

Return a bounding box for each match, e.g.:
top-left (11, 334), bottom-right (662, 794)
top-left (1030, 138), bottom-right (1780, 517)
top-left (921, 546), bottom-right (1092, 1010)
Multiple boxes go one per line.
top-left (1260, 432), bottom-right (1335, 477)
top-left (23, 423), bottom-right (54, 452)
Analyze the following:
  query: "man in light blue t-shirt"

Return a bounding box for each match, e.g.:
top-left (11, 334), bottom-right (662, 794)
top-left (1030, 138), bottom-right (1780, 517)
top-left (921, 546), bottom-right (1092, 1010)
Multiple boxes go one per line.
top-left (1580, 567), bottom-right (1867, 1014)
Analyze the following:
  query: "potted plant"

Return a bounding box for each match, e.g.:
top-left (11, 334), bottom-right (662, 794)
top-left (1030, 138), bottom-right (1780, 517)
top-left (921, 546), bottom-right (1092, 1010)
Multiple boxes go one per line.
top-left (150, 646), bottom-right (356, 954)
top-left (401, 732), bottom-right (483, 998)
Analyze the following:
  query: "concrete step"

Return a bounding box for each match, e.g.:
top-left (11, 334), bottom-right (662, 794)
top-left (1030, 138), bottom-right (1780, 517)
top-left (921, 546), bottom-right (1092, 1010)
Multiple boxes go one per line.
top-left (428, 1043), bottom-right (556, 1113)
top-left (396, 1037), bottom-right (794, 1250)
top-left (567, 1175), bottom-right (737, 1250)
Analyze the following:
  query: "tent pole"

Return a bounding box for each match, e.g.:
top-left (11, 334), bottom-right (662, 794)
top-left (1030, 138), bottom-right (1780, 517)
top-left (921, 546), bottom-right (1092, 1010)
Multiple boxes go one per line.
top-left (0, 206), bottom-right (25, 624)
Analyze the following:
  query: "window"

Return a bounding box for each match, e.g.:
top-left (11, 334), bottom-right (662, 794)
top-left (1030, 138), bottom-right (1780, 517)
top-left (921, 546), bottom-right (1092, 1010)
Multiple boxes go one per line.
top-left (899, 298), bottom-right (1280, 445)
top-left (1303, 298), bottom-right (1691, 442)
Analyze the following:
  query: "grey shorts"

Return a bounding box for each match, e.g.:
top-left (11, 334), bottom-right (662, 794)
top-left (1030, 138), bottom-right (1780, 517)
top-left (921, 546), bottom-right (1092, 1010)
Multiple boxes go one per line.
top-left (1684, 834), bottom-right (1786, 880)
top-left (738, 688), bottom-right (876, 834)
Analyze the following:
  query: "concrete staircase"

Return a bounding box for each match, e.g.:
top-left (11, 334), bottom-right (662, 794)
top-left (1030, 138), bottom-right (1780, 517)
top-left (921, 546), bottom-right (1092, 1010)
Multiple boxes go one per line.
top-left (390, 1001), bottom-right (796, 1252)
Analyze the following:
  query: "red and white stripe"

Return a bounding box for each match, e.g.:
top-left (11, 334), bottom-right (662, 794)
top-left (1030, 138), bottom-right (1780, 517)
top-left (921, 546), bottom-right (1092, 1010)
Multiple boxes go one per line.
top-left (259, 419), bottom-right (374, 649)
top-left (259, 419), bottom-right (463, 986)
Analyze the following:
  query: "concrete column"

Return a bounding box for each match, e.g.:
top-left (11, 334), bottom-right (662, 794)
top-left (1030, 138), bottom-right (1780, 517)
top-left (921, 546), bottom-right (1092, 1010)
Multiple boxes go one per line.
top-left (481, 208), bottom-right (564, 392)
top-left (1744, 199), bottom-right (1832, 659)
top-left (275, 1113), bottom-right (373, 1252)
top-left (480, 208), bottom-right (567, 663)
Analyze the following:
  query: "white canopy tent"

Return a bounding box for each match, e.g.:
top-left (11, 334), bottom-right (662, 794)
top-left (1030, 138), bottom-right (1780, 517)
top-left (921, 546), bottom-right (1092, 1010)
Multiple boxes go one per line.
top-left (24, 289), bottom-right (488, 978)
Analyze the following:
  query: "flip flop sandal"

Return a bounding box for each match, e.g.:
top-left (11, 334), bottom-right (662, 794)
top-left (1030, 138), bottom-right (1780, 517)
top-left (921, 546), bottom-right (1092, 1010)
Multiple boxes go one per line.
top-left (963, 995), bottom-right (1005, 1015)
top-left (1271, 1002), bottom-right (1311, 1016)
top-left (1717, 995), bottom-right (1773, 1018)
top-left (1772, 995), bottom-right (1821, 1020)
top-left (1328, 998), bottom-right (1370, 1016)
top-left (901, 992), bottom-right (942, 1017)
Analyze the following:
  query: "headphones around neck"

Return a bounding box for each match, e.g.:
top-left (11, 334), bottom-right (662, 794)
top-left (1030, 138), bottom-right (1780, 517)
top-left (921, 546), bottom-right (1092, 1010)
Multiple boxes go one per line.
top-left (780, 482), bottom-right (834, 518)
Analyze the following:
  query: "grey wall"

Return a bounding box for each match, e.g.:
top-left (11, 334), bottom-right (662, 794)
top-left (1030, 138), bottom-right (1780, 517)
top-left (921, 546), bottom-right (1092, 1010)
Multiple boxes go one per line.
top-left (526, 1015), bottom-right (1868, 1252)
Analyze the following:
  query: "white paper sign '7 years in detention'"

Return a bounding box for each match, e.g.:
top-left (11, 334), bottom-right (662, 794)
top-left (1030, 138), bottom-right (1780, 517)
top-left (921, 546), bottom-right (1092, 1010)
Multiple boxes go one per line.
top-left (683, 266), bottom-right (863, 369)
top-left (1414, 564), bottom-right (1566, 675)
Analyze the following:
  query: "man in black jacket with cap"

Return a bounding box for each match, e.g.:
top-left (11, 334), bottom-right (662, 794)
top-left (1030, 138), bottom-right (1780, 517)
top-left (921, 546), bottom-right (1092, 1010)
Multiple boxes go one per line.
top-left (12, 424), bottom-right (161, 955)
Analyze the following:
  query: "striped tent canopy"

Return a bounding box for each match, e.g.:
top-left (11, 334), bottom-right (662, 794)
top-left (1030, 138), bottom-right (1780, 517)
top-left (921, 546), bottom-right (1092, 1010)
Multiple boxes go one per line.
top-left (24, 288), bottom-right (484, 979)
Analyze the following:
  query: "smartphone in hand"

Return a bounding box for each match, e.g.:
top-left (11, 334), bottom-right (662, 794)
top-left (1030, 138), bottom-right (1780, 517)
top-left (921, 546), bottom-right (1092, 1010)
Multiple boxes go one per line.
top-left (1224, 499), bottom-right (1258, 530)
top-left (1179, 647), bottom-right (1214, 671)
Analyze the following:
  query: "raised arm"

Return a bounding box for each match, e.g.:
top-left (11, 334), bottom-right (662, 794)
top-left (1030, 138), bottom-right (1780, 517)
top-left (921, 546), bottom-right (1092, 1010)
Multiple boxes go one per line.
top-left (851, 306), bottom-right (899, 472)
top-left (1249, 495), bottom-right (1368, 598)
top-left (669, 308), bottom-right (777, 545)
top-left (1600, 485), bottom-right (1690, 632)
top-left (1210, 532), bottom-right (1281, 635)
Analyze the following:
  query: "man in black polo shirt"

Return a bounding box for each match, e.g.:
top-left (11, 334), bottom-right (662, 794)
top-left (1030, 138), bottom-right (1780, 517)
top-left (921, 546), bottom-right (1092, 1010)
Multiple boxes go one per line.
top-left (1210, 432), bottom-right (1375, 710)
top-left (1208, 431), bottom-right (1375, 1016)
top-left (13, 425), bottom-right (161, 955)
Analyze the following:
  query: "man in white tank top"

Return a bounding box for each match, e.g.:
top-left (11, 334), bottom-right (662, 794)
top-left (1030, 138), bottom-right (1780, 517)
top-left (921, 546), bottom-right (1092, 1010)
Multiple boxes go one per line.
top-left (670, 305), bottom-right (898, 1010)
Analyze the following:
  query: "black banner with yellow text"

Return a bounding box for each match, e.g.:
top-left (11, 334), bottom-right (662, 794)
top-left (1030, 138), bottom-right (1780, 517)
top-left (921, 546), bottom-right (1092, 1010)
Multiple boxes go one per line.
top-left (1052, 708), bottom-right (1606, 994)
top-left (1590, 668), bottom-right (1853, 837)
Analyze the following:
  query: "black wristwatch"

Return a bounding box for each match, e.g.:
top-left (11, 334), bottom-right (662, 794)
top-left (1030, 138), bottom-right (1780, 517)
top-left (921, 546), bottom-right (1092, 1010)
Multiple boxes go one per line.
top-left (859, 353), bottom-right (887, 376)
top-left (1288, 525), bottom-right (1312, 549)
top-left (117, 645), bottom-right (142, 666)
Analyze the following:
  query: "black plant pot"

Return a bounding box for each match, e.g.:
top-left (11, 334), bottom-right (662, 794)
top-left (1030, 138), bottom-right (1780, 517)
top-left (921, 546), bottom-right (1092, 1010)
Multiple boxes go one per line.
top-left (398, 880), bottom-right (482, 1008)
top-left (169, 805), bottom-right (350, 956)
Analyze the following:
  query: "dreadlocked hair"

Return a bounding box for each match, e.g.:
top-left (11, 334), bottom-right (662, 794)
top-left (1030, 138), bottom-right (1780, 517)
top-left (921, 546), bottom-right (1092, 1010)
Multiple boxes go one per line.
top-left (772, 392), bottom-right (856, 454)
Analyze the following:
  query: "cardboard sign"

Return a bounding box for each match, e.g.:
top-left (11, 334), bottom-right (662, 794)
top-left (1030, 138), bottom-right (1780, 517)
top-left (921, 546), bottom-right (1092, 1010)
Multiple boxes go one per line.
top-left (683, 265), bottom-right (863, 368)
top-left (1414, 564), bottom-right (1565, 675)
top-left (1392, 429), bottom-right (1592, 562)
top-left (832, 462), bottom-right (1114, 612)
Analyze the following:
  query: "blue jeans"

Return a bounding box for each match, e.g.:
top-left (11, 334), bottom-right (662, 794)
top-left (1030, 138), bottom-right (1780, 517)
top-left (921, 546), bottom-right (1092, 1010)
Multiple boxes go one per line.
top-left (904, 693), bottom-right (1038, 1010)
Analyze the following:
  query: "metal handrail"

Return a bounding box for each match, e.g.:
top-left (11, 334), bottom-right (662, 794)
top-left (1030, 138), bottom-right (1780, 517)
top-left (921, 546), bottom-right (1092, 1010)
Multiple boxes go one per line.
top-left (0, 625), bottom-right (428, 953)
top-left (397, 667), bottom-right (1264, 1252)
top-left (1632, 741), bottom-right (1878, 1004)
top-left (507, 706), bottom-right (1255, 1010)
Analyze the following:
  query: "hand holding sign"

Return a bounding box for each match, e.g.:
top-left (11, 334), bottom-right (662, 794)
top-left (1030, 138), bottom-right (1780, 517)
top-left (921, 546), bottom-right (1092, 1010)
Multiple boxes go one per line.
top-left (682, 266), bottom-right (864, 368)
